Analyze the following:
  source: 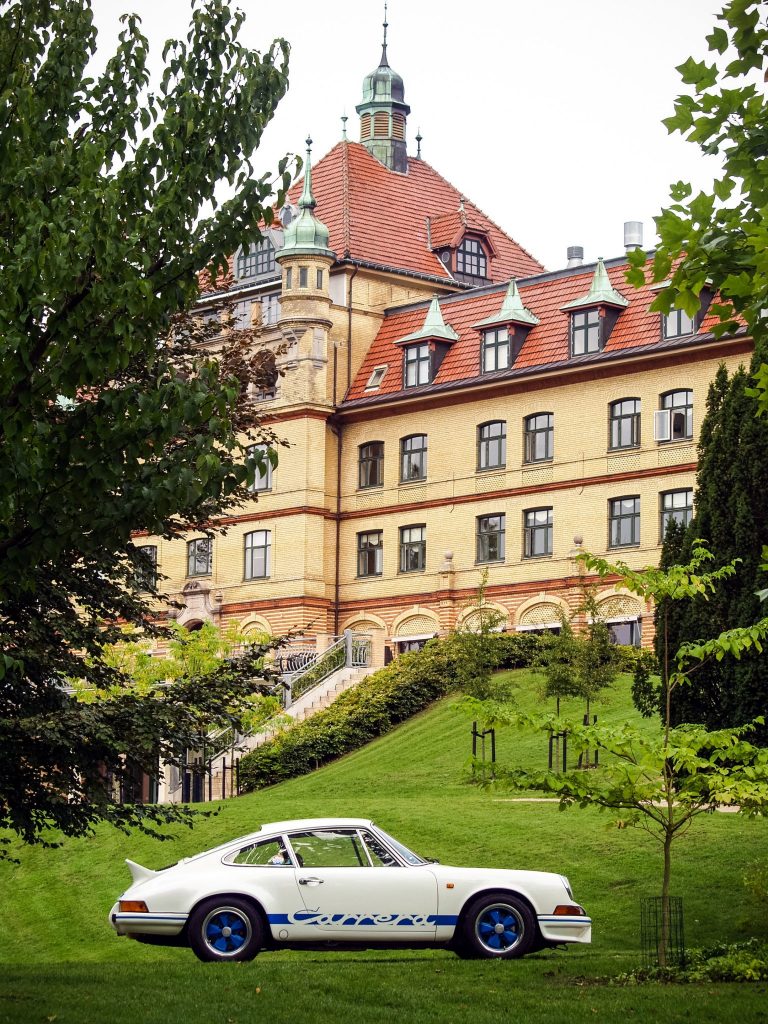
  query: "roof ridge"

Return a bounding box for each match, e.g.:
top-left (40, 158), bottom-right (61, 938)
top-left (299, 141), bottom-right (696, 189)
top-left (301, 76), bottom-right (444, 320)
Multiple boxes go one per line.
top-left (411, 156), bottom-right (545, 274)
top-left (341, 140), bottom-right (351, 257)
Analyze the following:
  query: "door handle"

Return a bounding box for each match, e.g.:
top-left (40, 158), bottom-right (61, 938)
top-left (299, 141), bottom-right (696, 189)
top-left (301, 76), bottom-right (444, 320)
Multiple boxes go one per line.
top-left (299, 876), bottom-right (324, 885)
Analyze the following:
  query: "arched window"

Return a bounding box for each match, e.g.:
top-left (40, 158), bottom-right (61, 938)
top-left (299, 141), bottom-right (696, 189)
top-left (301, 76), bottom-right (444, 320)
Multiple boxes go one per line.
top-left (609, 398), bottom-right (641, 450)
top-left (524, 413), bottom-right (554, 463)
top-left (400, 434), bottom-right (428, 482)
top-left (358, 442), bottom-right (384, 489)
top-left (477, 421), bottom-right (506, 471)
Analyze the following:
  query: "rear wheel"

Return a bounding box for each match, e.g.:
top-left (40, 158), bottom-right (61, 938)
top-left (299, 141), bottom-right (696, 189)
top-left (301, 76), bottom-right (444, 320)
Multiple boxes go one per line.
top-left (188, 897), bottom-right (263, 962)
top-left (458, 892), bottom-right (537, 960)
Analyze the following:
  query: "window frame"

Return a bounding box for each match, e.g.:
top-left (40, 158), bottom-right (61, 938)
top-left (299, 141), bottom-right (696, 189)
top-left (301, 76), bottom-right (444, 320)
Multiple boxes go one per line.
top-left (187, 537), bottom-right (213, 577)
top-left (523, 412), bottom-right (554, 464)
top-left (609, 495), bottom-right (641, 548)
top-left (247, 444), bottom-right (273, 493)
top-left (523, 507), bottom-right (553, 558)
top-left (357, 530), bottom-right (383, 578)
top-left (477, 420), bottom-right (507, 472)
top-left (399, 524), bottom-right (426, 573)
top-left (481, 327), bottom-right (510, 373)
top-left (571, 308), bottom-right (602, 355)
top-left (659, 389), bottom-right (693, 441)
top-left (609, 398), bottom-right (641, 451)
top-left (235, 238), bottom-right (276, 280)
top-left (476, 513), bottom-right (506, 564)
top-left (403, 342), bottom-right (431, 388)
top-left (244, 530), bottom-right (271, 580)
top-left (662, 308), bottom-right (695, 340)
top-left (456, 237), bottom-right (488, 279)
top-left (659, 489), bottom-right (693, 540)
top-left (358, 441), bottom-right (384, 489)
top-left (135, 544), bottom-right (158, 591)
top-left (400, 434), bottom-right (428, 483)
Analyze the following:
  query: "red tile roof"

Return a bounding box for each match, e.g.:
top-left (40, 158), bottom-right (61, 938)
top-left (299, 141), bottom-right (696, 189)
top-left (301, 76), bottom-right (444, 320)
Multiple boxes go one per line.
top-left (287, 142), bottom-right (543, 283)
top-left (344, 259), bottom-right (731, 405)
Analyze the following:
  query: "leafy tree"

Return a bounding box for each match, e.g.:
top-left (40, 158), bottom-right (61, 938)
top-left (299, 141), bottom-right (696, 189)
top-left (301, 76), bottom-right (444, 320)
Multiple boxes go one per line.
top-left (0, 0), bottom-right (294, 852)
top-left (449, 570), bottom-right (508, 701)
top-left (625, 0), bottom-right (768, 414)
top-left (466, 545), bottom-right (768, 967)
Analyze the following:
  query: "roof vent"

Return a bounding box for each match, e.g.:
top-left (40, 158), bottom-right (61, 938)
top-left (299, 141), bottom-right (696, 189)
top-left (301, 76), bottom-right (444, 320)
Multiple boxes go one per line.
top-left (566, 245), bottom-right (584, 268)
top-left (624, 221), bottom-right (643, 252)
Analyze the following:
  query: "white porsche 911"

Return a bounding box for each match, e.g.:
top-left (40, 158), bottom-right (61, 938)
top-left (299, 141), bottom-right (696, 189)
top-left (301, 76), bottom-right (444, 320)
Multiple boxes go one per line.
top-left (110, 817), bottom-right (591, 962)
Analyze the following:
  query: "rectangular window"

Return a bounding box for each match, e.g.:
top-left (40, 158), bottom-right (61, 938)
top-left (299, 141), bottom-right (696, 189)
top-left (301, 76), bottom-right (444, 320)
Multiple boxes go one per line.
top-left (400, 434), bottom-right (428, 482)
top-left (357, 531), bottom-right (383, 577)
top-left (660, 489), bottom-right (693, 539)
top-left (481, 328), bottom-right (510, 373)
top-left (187, 538), bottom-right (212, 577)
top-left (316, 269), bottom-right (324, 289)
top-left (404, 343), bottom-right (431, 388)
top-left (456, 238), bottom-right (487, 279)
top-left (365, 365), bottom-right (388, 390)
top-left (399, 525), bottom-right (426, 573)
top-left (609, 496), bottom-right (640, 548)
top-left (247, 444), bottom-right (273, 492)
top-left (285, 268), bottom-right (292, 289)
top-left (261, 292), bottom-right (281, 326)
top-left (135, 545), bottom-right (157, 590)
top-left (524, 413), bottom-right (554, 463)
top-left (244, 530), bottom-right (271, 579)
top-left (571, 309), bottom-right (601, 355)
top-left (663, 308), bottom-right (695, 339)
top-left (609, 399), bottom-right (641, 450)
top-left (358, 441), bottom-right (384, 489)
top-left (523, 508), bottom-right (553, 558)
top-left (299, 267), bottom-right (308, 288)
top-left (236, 240), bottom-right (276, 280)
top-left (477, 514), bottom-right (505, 563)
top-left (477, 421), bottom-right (506, 471)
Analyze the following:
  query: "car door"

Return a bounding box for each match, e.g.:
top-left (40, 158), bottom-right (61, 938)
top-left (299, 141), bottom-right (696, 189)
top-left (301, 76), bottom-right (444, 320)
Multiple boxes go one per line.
top-left (223, 834), bottom-right (306, 932)
top-left (285, 828), bottom-right (438, 940)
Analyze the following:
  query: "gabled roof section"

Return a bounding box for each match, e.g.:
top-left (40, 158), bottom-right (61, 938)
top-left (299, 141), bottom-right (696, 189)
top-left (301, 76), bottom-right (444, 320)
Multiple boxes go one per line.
top-left (394, 296), bottom-right (459, 346)
top-left (287, 142), bottom-right (543, 283)
top-left (428, 209), bottom-right (497, 255)
top-left (344, 257), bottom-right (732, 405)
top-left (561, 257), bottom-right (629, 310)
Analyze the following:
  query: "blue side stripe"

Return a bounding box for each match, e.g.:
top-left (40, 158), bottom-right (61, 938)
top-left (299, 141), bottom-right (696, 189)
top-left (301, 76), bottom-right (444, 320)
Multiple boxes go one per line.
top-left (267, 912), bottom-right (458, 927)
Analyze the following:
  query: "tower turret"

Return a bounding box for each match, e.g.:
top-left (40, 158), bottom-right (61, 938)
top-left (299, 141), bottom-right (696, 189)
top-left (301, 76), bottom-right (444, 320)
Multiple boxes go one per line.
top-left (356, 7), bottom-right (410, 173)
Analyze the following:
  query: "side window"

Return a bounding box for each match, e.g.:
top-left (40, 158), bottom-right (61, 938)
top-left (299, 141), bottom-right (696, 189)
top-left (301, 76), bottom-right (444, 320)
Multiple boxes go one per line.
top-left (360, 830), bottom-right (400, 867)
top-left (227, 838), bottom-right (291, 866)
top-left (287, 829), bottom-right (370, 867)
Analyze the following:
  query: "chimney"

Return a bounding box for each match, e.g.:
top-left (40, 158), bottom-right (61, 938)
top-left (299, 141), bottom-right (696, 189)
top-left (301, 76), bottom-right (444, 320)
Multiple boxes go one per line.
top-left (566, 245), bottom-right (584, 268)
top-left (624, 221), bottom-right (643, 252)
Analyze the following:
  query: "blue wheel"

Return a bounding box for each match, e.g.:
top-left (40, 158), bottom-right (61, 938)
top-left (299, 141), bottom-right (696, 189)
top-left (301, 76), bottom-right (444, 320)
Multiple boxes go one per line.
top-left (189, 898), bottom-right (262, 962)
top-left (459, 892), bottom-right (537, 959)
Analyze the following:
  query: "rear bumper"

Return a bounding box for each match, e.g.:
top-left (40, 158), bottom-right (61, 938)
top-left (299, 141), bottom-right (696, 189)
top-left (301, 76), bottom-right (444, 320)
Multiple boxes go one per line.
top-left (537, 914), bottom-right (592, 944)
top-left (110, 903), bottom-right (188, 937)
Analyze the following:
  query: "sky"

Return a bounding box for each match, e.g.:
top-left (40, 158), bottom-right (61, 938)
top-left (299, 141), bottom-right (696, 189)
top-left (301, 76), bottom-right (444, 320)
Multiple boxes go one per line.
top-left (90, 0), bottom-right (723, 272)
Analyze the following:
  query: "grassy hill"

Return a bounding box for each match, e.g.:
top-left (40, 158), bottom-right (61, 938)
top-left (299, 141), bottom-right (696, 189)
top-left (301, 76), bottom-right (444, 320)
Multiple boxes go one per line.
top-left (1, 670), bottom-right (766, 1022)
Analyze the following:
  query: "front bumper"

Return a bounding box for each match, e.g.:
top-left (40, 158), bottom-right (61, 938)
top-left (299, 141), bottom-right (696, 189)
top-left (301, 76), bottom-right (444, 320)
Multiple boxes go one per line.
top-left (110, 902), bottom-right (188, 937)
top-left (537, 914), bottom-right (592, 944)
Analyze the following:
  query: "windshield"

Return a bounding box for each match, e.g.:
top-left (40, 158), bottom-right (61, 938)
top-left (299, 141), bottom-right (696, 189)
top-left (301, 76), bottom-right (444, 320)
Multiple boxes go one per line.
top-left (374, 827), bottom-right (427, 866)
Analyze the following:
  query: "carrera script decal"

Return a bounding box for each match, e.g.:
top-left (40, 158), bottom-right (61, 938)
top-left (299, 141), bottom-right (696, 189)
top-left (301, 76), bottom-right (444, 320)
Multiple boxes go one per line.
top-left (267, 912), bottom-right (458, 927)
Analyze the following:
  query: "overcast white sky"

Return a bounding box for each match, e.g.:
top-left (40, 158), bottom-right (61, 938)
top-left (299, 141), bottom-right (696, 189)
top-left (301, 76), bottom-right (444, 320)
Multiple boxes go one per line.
top-left (91, 0), bottom-right (722, 272)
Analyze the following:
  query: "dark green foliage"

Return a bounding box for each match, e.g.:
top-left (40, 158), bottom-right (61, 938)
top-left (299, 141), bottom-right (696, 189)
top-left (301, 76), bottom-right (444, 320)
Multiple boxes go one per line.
top-left (0, 0), bottom-right (292, 848)
top-left (666, 359), bottom-right (768, 734)
top-left (630, 651), bottom-right (662, 719)
top-left (239, 639), bottom-right (464, 791)
top-left (614, 939), bottom-right (768, 984)
top-left (492, 631), bottom-right (544, 669)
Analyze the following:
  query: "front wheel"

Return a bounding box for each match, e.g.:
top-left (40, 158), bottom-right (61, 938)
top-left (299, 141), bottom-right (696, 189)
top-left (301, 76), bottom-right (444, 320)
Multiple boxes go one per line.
top-left (188, 897), bottom-right (263, 962)
top-left (458, 892), bottom-right (537, 960)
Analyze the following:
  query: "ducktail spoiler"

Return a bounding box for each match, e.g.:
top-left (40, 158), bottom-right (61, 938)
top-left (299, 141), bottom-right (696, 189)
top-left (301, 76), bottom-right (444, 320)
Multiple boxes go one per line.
top-left (126, 859), bottom-right (156, 883)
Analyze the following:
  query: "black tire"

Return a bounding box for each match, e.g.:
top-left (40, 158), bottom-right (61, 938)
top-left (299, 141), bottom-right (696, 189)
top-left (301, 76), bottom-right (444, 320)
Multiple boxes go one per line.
top-left (188, 897), bottom-right (263, 962)
top-left (458, 891), bottom-right (537, 960)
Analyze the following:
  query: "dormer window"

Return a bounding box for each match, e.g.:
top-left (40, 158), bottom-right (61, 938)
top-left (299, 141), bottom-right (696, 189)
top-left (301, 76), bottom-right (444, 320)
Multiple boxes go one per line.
top-left (456, 238), bottom-right (487, 280)
top-left (236, 238), bottom-right (276, 280)
top-left (663, 308), bottom-right (695, 340)
top-left (404, 343), bottom-right (431, 388)
top-left (571, 309), bottom-right (602, 355)
top-left (481, 328), bottom-right (511, 372)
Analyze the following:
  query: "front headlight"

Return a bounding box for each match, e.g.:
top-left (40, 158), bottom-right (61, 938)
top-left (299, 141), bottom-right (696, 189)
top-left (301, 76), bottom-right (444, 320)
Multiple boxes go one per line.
top-left (560, 875), bottom-right (574, 899)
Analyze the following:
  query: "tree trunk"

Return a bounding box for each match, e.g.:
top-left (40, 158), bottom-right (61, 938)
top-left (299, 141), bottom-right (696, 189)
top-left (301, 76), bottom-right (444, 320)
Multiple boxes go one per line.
top-left (659, 829), bottom-right (673, 968)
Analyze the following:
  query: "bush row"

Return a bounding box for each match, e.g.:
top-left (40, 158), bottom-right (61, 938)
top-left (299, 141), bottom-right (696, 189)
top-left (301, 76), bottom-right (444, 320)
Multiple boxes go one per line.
top-left (239, 638), bottom-right (464, 791)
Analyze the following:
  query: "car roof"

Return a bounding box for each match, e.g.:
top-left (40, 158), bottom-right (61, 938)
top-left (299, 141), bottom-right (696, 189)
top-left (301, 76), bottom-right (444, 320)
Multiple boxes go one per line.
top-left (257, 817), bottom-right (375, 834)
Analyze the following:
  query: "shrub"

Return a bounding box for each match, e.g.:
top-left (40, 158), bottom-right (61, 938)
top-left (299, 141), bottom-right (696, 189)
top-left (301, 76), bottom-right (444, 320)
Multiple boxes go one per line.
top-left (493, 631), bottom-right (543, 669)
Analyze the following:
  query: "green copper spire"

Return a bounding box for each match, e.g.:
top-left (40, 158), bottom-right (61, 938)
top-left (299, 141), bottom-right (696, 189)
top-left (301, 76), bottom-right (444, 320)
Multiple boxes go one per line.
top-left (473, 279), bottom-right (540, 329)
top-left (356, 7), bottom-right (411, 173)
top-left (395, 297), bottom-right (459, 346)
top-left (276, 137), bottom-right (335, 262)
top-left (561, 257), bottom-right (629, 310)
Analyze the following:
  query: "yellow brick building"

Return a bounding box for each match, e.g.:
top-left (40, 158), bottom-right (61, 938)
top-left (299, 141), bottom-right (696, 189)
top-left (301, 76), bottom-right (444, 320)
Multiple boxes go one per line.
top-left (138, 38), bottom-right (752, 663)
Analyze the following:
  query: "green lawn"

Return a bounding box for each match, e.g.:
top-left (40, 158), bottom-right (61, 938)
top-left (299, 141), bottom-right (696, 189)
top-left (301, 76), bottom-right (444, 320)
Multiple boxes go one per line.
top-left (1, 671), bottom-right (767, 1023)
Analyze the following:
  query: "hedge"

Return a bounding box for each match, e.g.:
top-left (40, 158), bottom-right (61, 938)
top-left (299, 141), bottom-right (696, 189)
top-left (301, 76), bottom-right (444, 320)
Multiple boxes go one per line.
top-left (239, 638), bottom-right (470, 791)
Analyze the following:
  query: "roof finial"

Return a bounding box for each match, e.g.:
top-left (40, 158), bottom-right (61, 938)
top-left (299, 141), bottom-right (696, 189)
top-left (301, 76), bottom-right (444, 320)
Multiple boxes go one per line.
top-left (341, 114), bottom-right (348, 140)
top-left (298, 135), bottom-right (317, 211)
top-left (381, 1), bottom-right (389, 66)
top-left (416, 127), bottom-right (422, 158)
